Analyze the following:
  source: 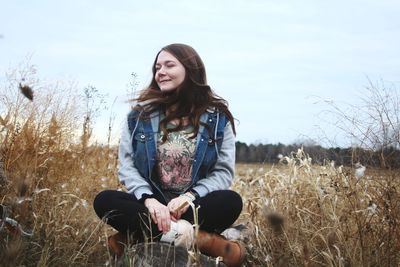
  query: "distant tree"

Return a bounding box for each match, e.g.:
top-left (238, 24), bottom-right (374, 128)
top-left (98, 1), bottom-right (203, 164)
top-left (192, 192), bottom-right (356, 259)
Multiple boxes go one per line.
top-left (235, 141), bottom-right (248, 162)
top-left (234, 139), bottom-right (400, 168)
top-left (323, 79), bottom-right (400, 168)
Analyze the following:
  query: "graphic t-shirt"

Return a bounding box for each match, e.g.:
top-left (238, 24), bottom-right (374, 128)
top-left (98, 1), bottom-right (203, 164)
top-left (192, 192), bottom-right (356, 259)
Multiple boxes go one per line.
top-left (156, 123), bottom-right (196, 199)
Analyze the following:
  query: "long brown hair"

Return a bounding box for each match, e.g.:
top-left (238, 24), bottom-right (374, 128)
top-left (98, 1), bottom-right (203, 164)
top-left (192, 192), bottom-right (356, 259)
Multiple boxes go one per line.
top-left (134, 43), bottom-right (235, 141)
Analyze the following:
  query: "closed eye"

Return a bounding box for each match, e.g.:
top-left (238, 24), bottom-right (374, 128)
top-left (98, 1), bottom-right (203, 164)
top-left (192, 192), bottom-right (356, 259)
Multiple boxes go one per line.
top-left (155, 60), bottom-right (177, 70)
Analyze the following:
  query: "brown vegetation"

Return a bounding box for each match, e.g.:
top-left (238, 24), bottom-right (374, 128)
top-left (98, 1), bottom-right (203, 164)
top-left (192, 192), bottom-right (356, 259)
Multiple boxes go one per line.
top-left (0, 61), bottom-right (119, 266)
top-left (234, 156), bottom-right (400, 266)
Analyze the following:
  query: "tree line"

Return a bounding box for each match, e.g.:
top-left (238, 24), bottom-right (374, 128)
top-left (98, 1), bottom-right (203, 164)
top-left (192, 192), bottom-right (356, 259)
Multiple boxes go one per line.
top-left (235, 141), bottom-right (400, 169)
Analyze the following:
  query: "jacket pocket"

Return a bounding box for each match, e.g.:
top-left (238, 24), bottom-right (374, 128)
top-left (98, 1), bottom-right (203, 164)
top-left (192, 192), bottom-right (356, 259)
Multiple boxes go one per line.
top-left (201, 130), bottom-right (224, 170)
top-left (132, 132), bottom-right (154, 176)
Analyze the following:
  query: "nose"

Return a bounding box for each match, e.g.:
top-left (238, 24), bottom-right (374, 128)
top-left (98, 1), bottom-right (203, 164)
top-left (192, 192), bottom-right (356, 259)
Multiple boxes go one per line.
top-left (156, 69), bottom-right (165, 81)
top-left (157, 66), bottom-right (166, 75)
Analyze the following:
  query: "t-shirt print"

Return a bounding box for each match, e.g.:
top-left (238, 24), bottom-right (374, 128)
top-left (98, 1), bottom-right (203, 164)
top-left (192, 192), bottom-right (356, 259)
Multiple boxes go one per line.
top-left (157, 127), bottom-right (196, 192)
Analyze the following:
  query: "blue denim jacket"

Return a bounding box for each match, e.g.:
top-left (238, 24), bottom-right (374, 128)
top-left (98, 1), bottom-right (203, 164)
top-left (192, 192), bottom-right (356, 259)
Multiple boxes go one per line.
top-left (118, 107), bottom-right (236, 202)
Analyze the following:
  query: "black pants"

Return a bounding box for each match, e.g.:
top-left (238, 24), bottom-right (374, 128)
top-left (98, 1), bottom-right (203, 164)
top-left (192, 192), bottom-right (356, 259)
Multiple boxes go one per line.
top-left (93, 190), bottom-right (242, 238)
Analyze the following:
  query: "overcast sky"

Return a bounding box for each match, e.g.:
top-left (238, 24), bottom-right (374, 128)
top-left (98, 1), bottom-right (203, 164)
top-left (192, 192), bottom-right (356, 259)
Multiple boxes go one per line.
top-left (1, 0), bottom-right (399, 146)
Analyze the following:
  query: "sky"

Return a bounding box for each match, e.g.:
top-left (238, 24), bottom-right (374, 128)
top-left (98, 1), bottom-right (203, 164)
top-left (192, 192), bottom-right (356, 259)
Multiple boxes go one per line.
top-left (1, 0), bottom-right (400, 146)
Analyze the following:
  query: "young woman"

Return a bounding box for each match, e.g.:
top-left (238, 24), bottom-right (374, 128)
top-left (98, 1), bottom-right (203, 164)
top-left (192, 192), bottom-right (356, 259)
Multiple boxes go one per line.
top-left (93, 44), bottom-right (245, 266)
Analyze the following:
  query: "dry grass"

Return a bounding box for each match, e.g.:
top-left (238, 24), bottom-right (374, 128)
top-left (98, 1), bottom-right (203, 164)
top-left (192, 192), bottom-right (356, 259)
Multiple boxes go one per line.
top-left (234, 155), bottom-right (400, 266)
top-left (0, 62), bottom-right (120, 266)
top-left (1, 63), bottom-right (399, 266)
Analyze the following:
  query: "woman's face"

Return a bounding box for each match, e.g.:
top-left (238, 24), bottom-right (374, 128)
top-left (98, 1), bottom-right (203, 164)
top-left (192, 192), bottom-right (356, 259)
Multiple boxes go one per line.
top-left (155, 50), bottom-right (186, 92)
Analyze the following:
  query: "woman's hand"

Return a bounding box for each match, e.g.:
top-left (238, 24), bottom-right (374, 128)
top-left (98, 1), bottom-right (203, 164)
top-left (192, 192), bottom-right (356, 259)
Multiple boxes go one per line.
top-left (167, 195), bottom-right (192, 220)
top-left (144, 198), bottom-right (173, 233)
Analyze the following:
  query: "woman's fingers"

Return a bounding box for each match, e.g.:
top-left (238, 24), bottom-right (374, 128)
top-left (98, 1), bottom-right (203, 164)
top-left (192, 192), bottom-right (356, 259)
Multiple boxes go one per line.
top-left (149, 208), bottom-right (157, 223)
top-left (170, 206), bottom-right (181, 220)
top-left (171, 215), bottom-right (178, 222)
top-left (151, 206), bottom-right (171, 233)
top-left (155, 208), bottom-right (171, 232)
top-left (168, 197), bottom-right (189, 214)
top-left (146, 197), bottom-right (193, 233)
top-left (167, 196), bottom-right (192, 220)
top-left (144, 198), bottom-right (172, 232)
top-left (175, 204), bottom-right (190, 219)
top-left (178, 204), bottom-right (189, 217)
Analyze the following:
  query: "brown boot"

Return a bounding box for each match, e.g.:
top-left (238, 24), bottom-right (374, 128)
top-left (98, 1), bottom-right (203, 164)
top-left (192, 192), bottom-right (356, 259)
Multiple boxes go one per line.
top-left (196, 230), bottom-right (246, 267)
top-left (108, 232), bottom-right (127, 258)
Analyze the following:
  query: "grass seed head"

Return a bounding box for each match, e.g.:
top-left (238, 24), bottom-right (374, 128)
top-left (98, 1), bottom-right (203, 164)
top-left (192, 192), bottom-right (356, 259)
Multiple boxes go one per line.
top-left (19, 83), bottom-right (34, 101)
top-left (263, 207), bottom-right (285, 232)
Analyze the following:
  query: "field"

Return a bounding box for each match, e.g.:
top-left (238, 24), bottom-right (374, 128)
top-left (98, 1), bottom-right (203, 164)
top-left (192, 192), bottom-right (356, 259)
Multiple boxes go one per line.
top-left (1, 147), bottom-right (399, 266)
top-left (1, 71), bottom-right (400, 266)
top-left (233, 161), bottom-right (400, 266)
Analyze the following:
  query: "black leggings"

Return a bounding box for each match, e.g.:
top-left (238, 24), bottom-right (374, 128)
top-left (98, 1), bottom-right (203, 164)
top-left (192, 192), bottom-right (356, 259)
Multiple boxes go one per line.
top-left (93, 190), bottom-right (242, 238)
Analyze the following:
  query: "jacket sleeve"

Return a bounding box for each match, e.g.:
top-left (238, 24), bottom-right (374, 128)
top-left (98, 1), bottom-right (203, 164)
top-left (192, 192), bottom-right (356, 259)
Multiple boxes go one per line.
top-left (118, 119), bottom-right (153, 199)
top-left (191, 121), bottom-right (235, 197)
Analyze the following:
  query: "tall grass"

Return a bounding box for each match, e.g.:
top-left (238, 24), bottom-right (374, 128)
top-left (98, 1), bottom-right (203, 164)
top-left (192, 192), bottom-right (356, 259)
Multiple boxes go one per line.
top-left (1, 62), bottom-right (399, 266)
top-left (0, 61), bottom-right (119, 266)
top-left (234, 151), bottom-right (400, 266)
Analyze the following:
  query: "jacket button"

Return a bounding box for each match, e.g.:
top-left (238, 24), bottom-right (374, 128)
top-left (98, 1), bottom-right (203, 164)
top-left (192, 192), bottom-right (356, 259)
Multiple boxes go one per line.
top-left (140, 134), bottom-right (145, 139)
top-left (201, 138), bottom-right (204, 142)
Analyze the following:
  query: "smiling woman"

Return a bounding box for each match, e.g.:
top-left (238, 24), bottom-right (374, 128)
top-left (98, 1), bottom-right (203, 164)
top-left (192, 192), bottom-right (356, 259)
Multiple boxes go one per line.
top-left (155, 51), bottom-right (186, 92)
top-left (93, 43), bottom-right (246, 266)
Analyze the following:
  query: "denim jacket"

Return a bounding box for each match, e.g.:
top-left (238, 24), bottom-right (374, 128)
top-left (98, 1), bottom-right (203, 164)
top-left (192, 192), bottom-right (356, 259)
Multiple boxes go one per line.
top-left (118, 107), bottom-right (235, 202)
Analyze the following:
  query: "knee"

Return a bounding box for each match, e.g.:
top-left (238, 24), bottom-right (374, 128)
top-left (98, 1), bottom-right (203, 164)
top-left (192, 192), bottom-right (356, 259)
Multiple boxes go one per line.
top-left (227, 190), bottom-right (243, 214)
top-left (93, 190), bottom-right (114, 215)
top-left (209, 190), bottom-right (243, 214)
